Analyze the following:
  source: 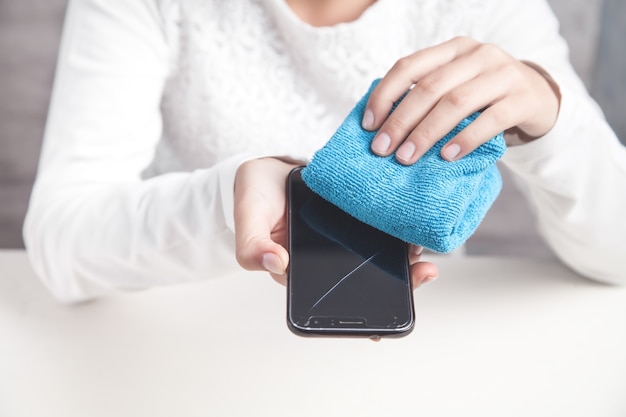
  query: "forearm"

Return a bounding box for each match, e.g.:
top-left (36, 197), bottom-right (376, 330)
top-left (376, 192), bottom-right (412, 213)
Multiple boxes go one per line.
top-left (24, 154), bottom-right (252, 303)
top-left (478, 0), bottom-right (626, 283)
top-left (502, 88), bottom-right (626, 284)
top-left (21, 0), bottom-right (234, 302)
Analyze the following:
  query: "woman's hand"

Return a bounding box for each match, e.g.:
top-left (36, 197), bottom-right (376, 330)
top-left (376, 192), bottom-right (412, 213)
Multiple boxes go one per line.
top-left (233, 158), bottom-right (439, 288)
top-left (234, 158), bottom-right (297, 286)
top-left (362, 36), bottom-right (561, 163)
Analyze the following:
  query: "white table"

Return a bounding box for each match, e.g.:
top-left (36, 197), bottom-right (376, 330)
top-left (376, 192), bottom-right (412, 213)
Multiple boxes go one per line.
top-left (1, 250), bottom-right (625, 417)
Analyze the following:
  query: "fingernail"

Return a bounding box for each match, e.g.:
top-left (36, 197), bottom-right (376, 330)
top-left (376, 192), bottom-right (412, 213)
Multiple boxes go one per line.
top-left (371, 132), bottom-right (391, 155)
top-left (362, 108), bottom-right (374, 130)
top-left (420, 275), bottom-right (438, 286)
top-left (442, 143), bottom-right (461, 161)
top-left (396, 141), bottom-right (416, 163)
top-left (412, 245), bottom-right (424, 257)
top-left (262, 253), bottom-right (284, 275)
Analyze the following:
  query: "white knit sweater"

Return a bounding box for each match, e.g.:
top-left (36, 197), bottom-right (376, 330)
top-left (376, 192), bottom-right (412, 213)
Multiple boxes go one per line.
top-left (24, 0), bottom-right (626, 302)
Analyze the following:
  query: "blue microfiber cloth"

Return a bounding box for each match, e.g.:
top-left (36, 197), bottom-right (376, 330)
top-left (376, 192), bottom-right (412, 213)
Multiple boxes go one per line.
top-left (301, 79), bottom-right (506, 253)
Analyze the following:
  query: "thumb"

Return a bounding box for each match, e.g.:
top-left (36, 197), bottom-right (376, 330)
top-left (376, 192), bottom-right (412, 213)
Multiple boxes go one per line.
top-left (235, 233), bottom-right (290, 286)
top-left (234, 158), bottom-right (295, 283)
top-left (234, 185), bottom-right (289, 276)
top-left (236, 234), bottom-right (289, 275)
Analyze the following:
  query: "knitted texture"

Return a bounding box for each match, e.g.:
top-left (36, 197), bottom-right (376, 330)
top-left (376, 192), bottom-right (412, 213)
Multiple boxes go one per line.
top-left (146, 0), bottom-right (484, 177)
top-left (301, 79), bottom-right (506, 253)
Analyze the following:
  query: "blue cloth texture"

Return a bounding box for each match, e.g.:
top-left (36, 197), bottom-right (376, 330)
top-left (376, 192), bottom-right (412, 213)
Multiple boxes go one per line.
top-left (301, 79), bottom-right (506, 253)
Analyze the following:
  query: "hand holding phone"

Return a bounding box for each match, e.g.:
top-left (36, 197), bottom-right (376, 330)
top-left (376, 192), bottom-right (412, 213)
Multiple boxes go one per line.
top-left (287, 167), bottom-right (415, 338)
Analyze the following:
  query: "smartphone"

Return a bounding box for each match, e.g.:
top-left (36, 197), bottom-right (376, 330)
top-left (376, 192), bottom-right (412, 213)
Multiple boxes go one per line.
top-left (286, 166), bottom-right (415, 338)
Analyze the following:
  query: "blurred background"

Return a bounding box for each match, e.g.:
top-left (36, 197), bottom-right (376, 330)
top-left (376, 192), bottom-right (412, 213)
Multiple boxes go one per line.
top-left (1, 0), bottom-right (624, 256)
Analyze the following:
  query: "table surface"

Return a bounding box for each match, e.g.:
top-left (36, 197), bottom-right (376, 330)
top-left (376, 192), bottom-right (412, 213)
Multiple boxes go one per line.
top-left (1, 250), bottom-right (625, 417)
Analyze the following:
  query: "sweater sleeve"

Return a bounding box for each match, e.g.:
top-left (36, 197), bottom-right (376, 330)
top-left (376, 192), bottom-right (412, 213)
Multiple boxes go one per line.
top-left (23, 0), bottom-right (253, 303)
top-left (480, 0), bottom-right (626, 284)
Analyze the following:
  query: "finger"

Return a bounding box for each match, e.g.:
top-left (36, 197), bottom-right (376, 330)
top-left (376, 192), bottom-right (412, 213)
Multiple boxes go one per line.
top-left (269, 268), bottom-right (287, 287)
top-left (410, 261), bottom-right (439, 290)
top-left (441, 96), bottom-right (521, 161)
top-left (408, 244), bottom-right (424, 265)
top-left (377, 50), bottom-right (493, 162)
top-left (370, 40), bottom-right (487, 159)
top-left (363, 36), bottom-right (479, 133)
top-left (397, 66), bottom-right (513, 164)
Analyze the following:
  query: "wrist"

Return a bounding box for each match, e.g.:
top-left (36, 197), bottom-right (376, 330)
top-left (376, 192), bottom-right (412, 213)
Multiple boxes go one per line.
top-left (507, 61), bottom-right (562, 145)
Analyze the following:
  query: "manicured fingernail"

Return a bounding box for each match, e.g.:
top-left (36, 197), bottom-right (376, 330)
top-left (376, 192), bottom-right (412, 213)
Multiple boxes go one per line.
top-left (362, 108), bottom-right (374, 130)
top-left (442, 143), bottom-right (461, 161)
top-left (420, 275), bottom-right (438, 286)
top-left (371, 132), bottom-right (391, 155)
top-left (412, 245), bottom-right (424, 257)
top-left (396, 141), bottom-right (416, 163)
top-left (262, 253), bottom-right (283, 275)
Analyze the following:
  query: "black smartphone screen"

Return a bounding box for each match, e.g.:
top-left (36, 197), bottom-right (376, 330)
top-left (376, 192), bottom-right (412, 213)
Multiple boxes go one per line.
top-left (287, 167), bottom-right (414, 337)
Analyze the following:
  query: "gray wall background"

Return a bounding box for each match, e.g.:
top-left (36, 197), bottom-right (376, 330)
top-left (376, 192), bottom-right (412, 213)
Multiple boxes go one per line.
top-left (0, 0), bottom-right (623, 256)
